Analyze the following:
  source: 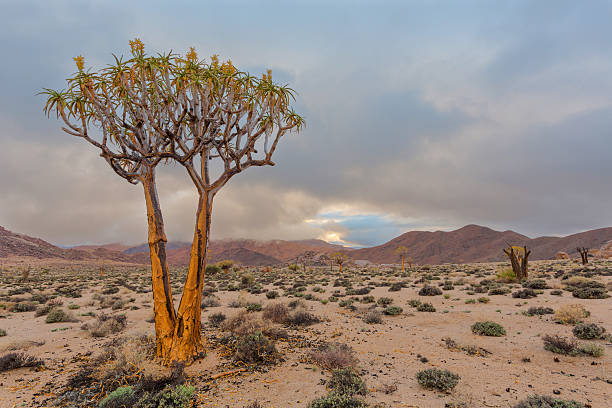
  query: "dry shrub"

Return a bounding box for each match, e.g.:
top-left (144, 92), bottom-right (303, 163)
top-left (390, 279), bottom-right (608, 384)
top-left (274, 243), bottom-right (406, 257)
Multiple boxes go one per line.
top-left (0, 340), bottom-right (45, 352)
top-left (286, 307), bottom-right (320, 326)
top-left (310, 342), bottom-right (358, 370)
top-left (0, 352), bottom-right (43, 372)
top-left (94, 334), bottom-right (156, 382)
top-left (555, 304), bottom-right (590, 325)
top-left (263, 302), bottom-right (289, 323)
top-left (223, 310), bottom-right (270, 336)
top-left (85, 314), bottom-right (127, 337)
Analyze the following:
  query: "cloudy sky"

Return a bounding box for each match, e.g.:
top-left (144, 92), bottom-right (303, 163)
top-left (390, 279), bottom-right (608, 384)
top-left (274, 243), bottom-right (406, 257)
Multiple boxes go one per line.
top-left (1, 0), bottom-right (612, 248)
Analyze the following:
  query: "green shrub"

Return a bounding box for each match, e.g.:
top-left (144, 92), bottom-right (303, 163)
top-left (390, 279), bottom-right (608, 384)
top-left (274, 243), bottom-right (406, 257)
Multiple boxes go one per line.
top-left (147, 384), bottom-right (194, 408)
top-left (377, 297), bottom-right (393, 306)
top-left (576, 343), bottom-right (604, 357)
top-left (308, 392), bottom-right (368, 408)
top-left (512, 289), bottom-right (537, 299)
top-left (99, 386), bottom-right (136, 408)
top-left (11, 302), bottom-right (36, 313)
top-left (266, 290), bottom-right (279, 299)
top-left (205, 264), bottom-right (222, 275)
top-left (542, 334), bottom-right (577, 355)
top-left (477, 297), bottom-right (490, 303)
top-left (233, 331), bottom-right (277, 365)
top-left (0, 329), bottom-right (6, 337)
top-left (572, 287), bottom-right (609, 299)
top-left (471, 321), bottom-right (506, 337)
top-left (572, 323), bottom-right (606, 340)
top-left (489, 287), bottom-right (510, 295)
top-left (419, 285), bottom-right (442, 296)
top-left (408, 299), bottom-right (421, 307)
top-left (328, 367), bottom-right (367, 396)
top-left (417, 302), bottom-right (436, 312)
top-left (384, 306), bottom-right (403, 316)
top-left (245, 303), bottom-right (262, 312)
top-left (513, 394), bottom-right (585, 408)
top-left (45, 308), bottom-right (76, 323)
top-left (416, 368), bottom-right (460, 392)
top-left (526, 307), bottom-right (554, 316)
top-left (522, 279), bottom-right (548, 289)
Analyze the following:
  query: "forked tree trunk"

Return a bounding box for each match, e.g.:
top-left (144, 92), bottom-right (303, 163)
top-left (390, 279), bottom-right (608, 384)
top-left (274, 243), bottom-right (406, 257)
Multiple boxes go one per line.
top-left (503, 246), bottom-right (531, 281)
top-left (400, 255), bottom-right (405, 273)
top-left (165, 192), bottom-right (212, 363)
top-left (142, 169), bottom-right (177, 358)
top-left (577, 247), bottom-right (589, 265)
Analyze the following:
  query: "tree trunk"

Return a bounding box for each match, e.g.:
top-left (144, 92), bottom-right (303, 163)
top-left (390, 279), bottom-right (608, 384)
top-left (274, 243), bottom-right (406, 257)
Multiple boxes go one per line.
top-left (165, 192), bottom-right (211, 364)
top-left (401, 255), bottom-right (404, 273)
top-left (142, 170), bottom-right (177, 358)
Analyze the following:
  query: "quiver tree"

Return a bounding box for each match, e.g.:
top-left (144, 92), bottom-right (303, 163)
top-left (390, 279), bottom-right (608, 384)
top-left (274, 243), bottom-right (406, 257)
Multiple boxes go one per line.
top-left (577, 247), bottom-right (589, 265)
top-left (503, 245), bottom-right (531, 281)
top-left (332, 252), bottom-right (348, 273)
top-left (395, 245), bottom-right (409, 272)
top-left (42, 39), bottom-right (304, 364)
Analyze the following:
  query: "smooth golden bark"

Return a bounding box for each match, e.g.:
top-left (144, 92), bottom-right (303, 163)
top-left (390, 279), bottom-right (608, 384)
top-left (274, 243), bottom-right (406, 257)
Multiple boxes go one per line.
top-left (165, 192), bottom-right (211, 363)
top-left (142, 169), bottom-right (177, 358)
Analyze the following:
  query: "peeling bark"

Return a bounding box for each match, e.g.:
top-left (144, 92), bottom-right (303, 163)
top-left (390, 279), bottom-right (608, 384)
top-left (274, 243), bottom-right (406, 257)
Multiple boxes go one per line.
top-left (165, 192), bottom-right (211, 364)
top-left (142, 168), bottom-right (177, 358)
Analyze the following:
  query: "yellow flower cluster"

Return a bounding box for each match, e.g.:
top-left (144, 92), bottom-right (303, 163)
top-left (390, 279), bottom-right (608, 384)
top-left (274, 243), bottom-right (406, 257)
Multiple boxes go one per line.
top-left (73, 55), bottom-right (84, 71)
top-left (186, 47), bottom-right (198, 62)
top-left (129, 38), bottom-right (145, 55)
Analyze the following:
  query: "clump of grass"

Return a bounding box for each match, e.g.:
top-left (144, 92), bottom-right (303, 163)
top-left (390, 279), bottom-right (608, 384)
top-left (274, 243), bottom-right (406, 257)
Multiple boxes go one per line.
top-left (496, 267), bottom-right (517, 283)
top-left (471, 321), bottom-right (506, 337)
top-left (363, 310), bottom-right (383, 324)
top-left (416, 368), bottom-right (460, 392)
top-left (554, 304), bottom-right (589, 325)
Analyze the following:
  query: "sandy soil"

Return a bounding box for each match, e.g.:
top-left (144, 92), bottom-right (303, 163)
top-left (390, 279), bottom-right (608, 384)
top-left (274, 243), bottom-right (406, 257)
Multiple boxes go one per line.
top-left (0, 258), bottom-right (610, 408)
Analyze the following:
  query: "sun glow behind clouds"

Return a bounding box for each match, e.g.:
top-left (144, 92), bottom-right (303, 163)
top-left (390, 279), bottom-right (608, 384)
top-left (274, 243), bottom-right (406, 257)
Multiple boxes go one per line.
top-left (305, 207), bottom-right (453, 248)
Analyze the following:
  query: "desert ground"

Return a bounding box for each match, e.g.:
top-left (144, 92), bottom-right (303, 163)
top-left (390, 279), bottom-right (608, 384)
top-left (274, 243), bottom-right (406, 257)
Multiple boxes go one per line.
top-left (0, 257), bottom-right (610, 408)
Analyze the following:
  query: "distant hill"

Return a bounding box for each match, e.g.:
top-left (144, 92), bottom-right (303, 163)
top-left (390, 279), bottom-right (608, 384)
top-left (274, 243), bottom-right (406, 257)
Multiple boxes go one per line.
top-left (349, 224), bottom-right (612, 264)
top-left (2, 224), bottom-right (612, 266)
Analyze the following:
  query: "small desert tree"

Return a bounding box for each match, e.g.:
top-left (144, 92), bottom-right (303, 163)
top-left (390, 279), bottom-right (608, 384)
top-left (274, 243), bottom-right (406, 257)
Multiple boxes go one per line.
top-left (395, 245), bottom-right (409, 272)
top-left (332, 252), bottom-right (348, 273)
top-left (577, 247), bottom-right (589, 265)
top-left (503, 245), bottom-right (531, 281)
top-left (42, 40), bottom-right (304, 363)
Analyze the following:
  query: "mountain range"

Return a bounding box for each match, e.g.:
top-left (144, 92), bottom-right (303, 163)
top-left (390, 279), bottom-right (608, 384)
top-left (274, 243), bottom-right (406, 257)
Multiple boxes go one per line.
top-left (1, 224), bottom-right (612, 266)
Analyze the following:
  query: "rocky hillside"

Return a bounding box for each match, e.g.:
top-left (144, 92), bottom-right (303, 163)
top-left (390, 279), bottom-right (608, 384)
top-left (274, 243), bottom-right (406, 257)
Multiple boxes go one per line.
top-left (349, 224), bottom-right (612, 264)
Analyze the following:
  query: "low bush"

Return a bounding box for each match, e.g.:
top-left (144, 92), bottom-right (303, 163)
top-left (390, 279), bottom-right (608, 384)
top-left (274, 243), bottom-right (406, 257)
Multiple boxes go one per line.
top-left (512, 288), bottom-right (537, 299)
top-left (86, 314), bottom-right (127, 337)
top-left (471, 321), bottom-right (506, 336)
top-left (542, 334), bottom-right (577, 355)
top-left (201, 295), bottom-right (221, 308)
top-left (363, 310), bottom-right (383, 324)
top-left (308, 393), bottom-right (368, 408)
top-left (513, 394), bottom-right (585, 408)
top-left (208, 312), bottom-right (226, 327)
top-left (522, 279), bottom-right (549, 289)
top-left (99, 386), bottom-right (136, 408)
top-left (0, 352), bottom-right (43, 372)
top-left (377, 297), bottom-right (393, 306)
top-left (10, 302), bottom-right (36, 313)
top-left (554, 304), bottom-right (590, 325)
top-left (572, 323), bottom-right (606, 340)
top-left (526, 307), bottom-right (554, 316)
top-left (384, 306), bottom-right (403, 315)
top-left (419, 285), bottom-right (442, 296)
top-left (488, 287), bottom-right (510, 295)
top-left (416, 368), bottom-right (460, 392)
top-left (263, 303), bottom-right (289, 323)
top-left (245, 303), bottom-right (262, 312)
top-left (266, 290), bottom-right (279, 299)
top-left (328, 367), bottom-right (367, 396)
top-left (417, 302), bottom-right (436, 312)
top-left (309, 342), bottom-right (357, 370)
top-left (45, 308), bottom-right (77, 323)
top-left (233, 331), bottom-right (277, 365)
top-left (576, 343), bottom-right (604, 357)
top-left (286, 308), bottom-right (320, 326)
top-left (572, 287), bottom-right (609, 299)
